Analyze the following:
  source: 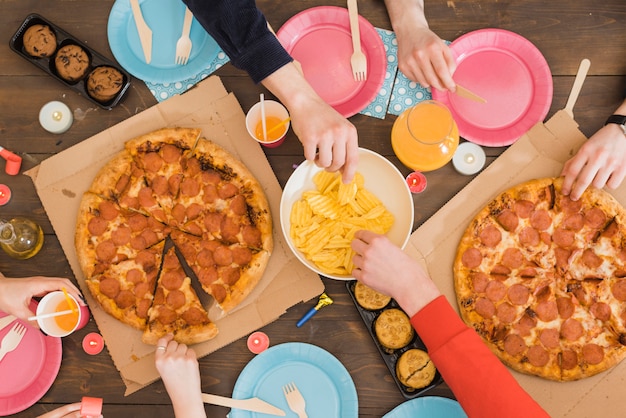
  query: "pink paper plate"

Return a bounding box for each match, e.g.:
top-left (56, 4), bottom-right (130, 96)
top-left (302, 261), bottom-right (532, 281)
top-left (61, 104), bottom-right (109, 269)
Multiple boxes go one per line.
top-left (0, 311), bottom-right (62, 415)
top-left (432, 28), bottom-right (553, 146)
top-left (277, 6), bottom-right (387, 118)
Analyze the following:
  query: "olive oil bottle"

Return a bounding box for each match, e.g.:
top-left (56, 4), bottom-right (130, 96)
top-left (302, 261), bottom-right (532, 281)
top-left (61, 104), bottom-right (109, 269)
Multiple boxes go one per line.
top-left (0, 217), bottom-right (44, 259)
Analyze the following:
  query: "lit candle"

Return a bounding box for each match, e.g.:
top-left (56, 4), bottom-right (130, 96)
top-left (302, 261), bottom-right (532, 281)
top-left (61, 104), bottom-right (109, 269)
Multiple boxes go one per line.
top-left (453, 142), bottom-right (486, 175)
top-left (0, 184), bottom-right (11, 206)
top-left (39, 101), bottom-right (73, 134)
top-left (80, 396), bottom-right (103, 417)
top-left (246, 331), bottom-right (270, 354)
top-left (82, 332), bottom-right (104, 355)
top-left (405, 171), bottom-right (427, 194)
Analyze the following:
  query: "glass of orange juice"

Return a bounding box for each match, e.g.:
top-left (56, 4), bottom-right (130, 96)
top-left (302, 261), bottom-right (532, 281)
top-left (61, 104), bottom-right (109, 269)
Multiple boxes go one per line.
top-left (245, 100), bottom-right (290, 148)
top-left (35, 291), bottom-right (89, 337)
top-left (391, 100), bottom-right (459, 172)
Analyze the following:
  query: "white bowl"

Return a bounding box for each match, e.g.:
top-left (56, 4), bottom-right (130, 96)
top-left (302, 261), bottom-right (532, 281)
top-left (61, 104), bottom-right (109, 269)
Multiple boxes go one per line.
top-left (280, 148), bottom-right (414, 280)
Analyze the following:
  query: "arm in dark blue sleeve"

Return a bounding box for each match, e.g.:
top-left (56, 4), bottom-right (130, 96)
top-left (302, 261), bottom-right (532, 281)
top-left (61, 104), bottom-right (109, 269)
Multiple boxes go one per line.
top-left (183, 0), bottom-right (293, 83)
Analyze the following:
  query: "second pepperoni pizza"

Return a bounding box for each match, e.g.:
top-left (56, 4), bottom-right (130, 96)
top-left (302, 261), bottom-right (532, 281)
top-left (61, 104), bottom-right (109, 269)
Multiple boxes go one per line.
top-left (75, 127), bottom-right (273, 345)
top-left (454, 177), bottom-right (626, 381)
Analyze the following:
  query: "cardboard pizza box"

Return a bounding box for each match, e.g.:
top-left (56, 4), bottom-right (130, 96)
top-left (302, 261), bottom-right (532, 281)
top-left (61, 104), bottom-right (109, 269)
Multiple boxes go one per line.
top-left (25, 76), bottom-right (324, 395)
top-left (407, 109), bottom-right (626, 417)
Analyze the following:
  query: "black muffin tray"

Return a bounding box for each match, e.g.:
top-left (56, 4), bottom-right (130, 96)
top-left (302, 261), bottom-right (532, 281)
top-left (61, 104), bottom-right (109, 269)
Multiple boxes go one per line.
top-left (10, 13), bottom-right (131, 110)
top-left (346, 280), bottom-right (443, 399)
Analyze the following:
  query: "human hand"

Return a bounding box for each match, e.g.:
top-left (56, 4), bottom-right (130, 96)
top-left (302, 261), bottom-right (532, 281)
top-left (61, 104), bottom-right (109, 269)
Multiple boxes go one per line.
top-left (351, 230), bottom-right (441, 317)
top-left (261, 62), bottom-right (359, 183)
top-left (561, 123), bottom-right (626, 201)
top-left (395, 26), bottom-right (456, 92)
top-left (155, 334), bottom-right (206, 418)
top-left (0, 274), bottom-right (84, 320)
top-left (36, 402), bottom-right (102, 418)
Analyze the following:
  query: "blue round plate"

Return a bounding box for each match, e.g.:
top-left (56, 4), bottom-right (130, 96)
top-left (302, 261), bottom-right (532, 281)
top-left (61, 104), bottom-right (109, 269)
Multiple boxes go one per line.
top-left (107, 0), bottom-right (220, 83)
top-left (383, 396), bottom-right (467, 418)
top-left (231, 342), bottom-right (358, 417)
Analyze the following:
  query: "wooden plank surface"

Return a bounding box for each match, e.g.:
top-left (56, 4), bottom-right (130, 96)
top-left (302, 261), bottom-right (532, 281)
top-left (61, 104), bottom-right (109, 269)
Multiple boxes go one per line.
top-left (0, 0), bottom-right (624, 416)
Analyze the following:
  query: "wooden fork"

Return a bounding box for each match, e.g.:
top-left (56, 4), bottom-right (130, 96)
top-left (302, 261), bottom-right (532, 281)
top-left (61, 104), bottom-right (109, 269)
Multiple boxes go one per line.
top-left (174, 7), bottom-right (193, 65)
top-left (347, 0), bottom-right (367, 81)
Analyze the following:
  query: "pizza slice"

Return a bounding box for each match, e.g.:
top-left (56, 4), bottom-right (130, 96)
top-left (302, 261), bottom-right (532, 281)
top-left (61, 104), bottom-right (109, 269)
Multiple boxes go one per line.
top-left (142, 245), bottom-right (217, 345)
top-left (75, 192), bottom-right (170, 278)
top-left (85, 241), bottom-right (164, 330)
top-left (170, 229), bottom-right (269, 313)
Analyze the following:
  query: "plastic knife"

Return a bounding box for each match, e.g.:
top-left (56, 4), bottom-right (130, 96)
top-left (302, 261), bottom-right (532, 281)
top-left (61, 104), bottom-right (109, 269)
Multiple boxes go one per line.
top-left (130, 0), bottom-right (152, 64)
top-left (202, 393), bottom-right (286, 416)
top-left (0, 315), bottom-right (16, 332)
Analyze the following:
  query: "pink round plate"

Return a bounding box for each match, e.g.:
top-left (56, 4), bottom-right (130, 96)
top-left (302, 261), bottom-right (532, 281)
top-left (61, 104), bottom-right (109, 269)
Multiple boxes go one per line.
top-left (277, 6), bottom-right (387, 118)
top-left (0, 312), bottom-right (62, 415)
top-left (432, 28), bottom-right (553, 146)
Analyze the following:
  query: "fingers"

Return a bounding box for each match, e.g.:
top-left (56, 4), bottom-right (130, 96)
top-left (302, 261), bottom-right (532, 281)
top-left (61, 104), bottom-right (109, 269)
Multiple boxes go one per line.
top-left (156, 334), bottom-right (175, 354)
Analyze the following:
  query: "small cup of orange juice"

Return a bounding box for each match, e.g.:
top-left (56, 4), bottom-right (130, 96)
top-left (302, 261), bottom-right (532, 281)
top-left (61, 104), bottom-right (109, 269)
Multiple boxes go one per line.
top-left (245, 99), bottom-right (290, 148)
top-left (35, 291), bottom-right (89, 337)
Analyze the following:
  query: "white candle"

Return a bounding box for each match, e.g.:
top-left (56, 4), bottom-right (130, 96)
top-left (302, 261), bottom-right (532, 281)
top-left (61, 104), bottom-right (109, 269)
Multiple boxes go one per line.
top-left (453, 142), bottom-right (486, 175)
top-left (39, 101), bottom-right (73, 134)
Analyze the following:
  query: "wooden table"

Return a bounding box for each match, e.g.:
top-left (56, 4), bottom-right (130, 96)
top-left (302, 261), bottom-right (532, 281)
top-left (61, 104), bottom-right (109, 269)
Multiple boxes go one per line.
top-left (1, 0), bottom-right (624, 416)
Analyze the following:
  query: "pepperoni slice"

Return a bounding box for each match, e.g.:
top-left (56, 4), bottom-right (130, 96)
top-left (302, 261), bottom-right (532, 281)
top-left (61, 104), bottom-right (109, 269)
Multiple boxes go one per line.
top-left (508, 284), bottom-right (530, 305)
top-left (218, 183), bottom-right (239, 199)
top-left (474, 297), bottom-right (496, 318)
top-left (116, 290), bottom-right (135, 309)
top-left (496, 209), bottom-right (519, 232)
top-left (242, 225), bottom-right (262, 248)
top-left (590, 302), bottom-right (611, 321)
top-left (201, 169), bottom-right (222, 185)
top-left (553, 228), bottom-right (575, 248)
top-left (136, 299), bottom-right (151, 319)
top-left (220, 266), bottom-right (241, 285)
top-left (581, 248), bottom-right (603, 269)
top-left (560, 350), bottom-right (578, 370)
top-left (128, 213), bottom-right (149, 231)
top-left (486, 281), bottom-right (507, 302)
top-left (519, 227), bottom-right (540, 247)
top-left (87, 217), bottom-right (108, 236)
top-left (503, 334), bottom-right (526, 356)
top-left (556, 296), bottom-right (574, 319)
top-left (584, 207), bottom-right (607, 229)
top-left (501, 248), bottom-right (524, 269)
top-left (213, 246), bottom-right (233, 266)
top-left (232, 246), bottom-right (253, 265)
top-left (611, 280), bottom-right (626, 301)
top-left (99, 277), bottom-right (120, 299)
top-left (168, 173), bottom-right (183, 196)
top-left (184, 157), bottom-right (202, 176)
top-left (126, 268), bottom-right (143, 284)
top-left (230, 195), bottom-right (248, 217)
top-left (196, 249), bottom-right (215, 268)
top-left (166, 289), bottom-right (186, 310)
top-left (182, 307), bottom-right (208, 325)
top-left (157, 306), bottom-right (177, 325)
top-left (142, 152), bottom-right (163, 173)
top-left (197, 266), bottom-right (218, 286)
top-left (171, 203), bottom-right (186, 224)
top-left (527, 345), bottom-right (550, 367)
top-left (461, 247), bottom-right (482, 269)
top-left (559, 196), bottom-right (582, 214)
top-left (180, 177), bottom-right (201, 197)
top-left (535, 300), bottom-right (558, 322)
top-left (514, 200), bottom-right (535, 218)
top-left (151, 175), bottom-right (169, 196)
top-left (96, 240), bottom-right (117, 262)
top-left (582, 344), bottom-right (604, 365)
top-left (161, 144), bottom-right (182, 163)
top-left (561, 318), bottom-right (584, 341)
top-left (530, 210), bottom-right (551, 231)
top-left (162, 270), bottom-right (185, 291)
top-left (561, 213), bottom-right (584, 231)
top-left (210, 284), bottom-right (227, 303)
top-left (111, 226), bottom-right (132, 246)
top-left (539, 328), bottom-right (560, 349)
top-left (203, 184), bottom-right (219, 203)
top-left (496, 302), bottom-right (516, 323)
top-left (471, 272), bottom-right (489, 293)
top-left (99, 200), bottom-right (119, 221)
top-left (221, 217), bottom-right (241, 244)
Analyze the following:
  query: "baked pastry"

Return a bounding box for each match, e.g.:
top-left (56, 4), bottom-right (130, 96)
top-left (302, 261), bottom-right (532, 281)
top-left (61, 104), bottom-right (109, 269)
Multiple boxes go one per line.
top-left (55, 44), bottom-right (90, 82)
top-left (396, 348), bottom-right (436, 390)
top-left (87, 66), bottom-right (124, 102)
top-left (374, 308), bottom-right (414, 350)
top-left (354, 281), bottom-right (391, 310)
top-left (23, 24), bottom-right (57, 58)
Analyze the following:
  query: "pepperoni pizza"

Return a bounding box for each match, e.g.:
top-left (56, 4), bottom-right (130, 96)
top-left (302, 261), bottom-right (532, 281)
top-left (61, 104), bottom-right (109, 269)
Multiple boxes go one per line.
top-left (75, 127), bottom-right (273, 345)
top-left (454, 177), bottom-right (626, 381)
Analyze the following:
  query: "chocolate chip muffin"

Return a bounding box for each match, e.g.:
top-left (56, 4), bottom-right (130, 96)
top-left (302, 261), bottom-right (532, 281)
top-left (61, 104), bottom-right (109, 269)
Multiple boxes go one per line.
top-left (87, 66), bottom-right (124, 102)
top-left (395, 348), bottom-right (437, 390)
top-left (55, 44), bottom-right (90, 82)
top-left (374, 308), bottom-right (414, 351)
top-left (23, 24), bottom-right (57, 58)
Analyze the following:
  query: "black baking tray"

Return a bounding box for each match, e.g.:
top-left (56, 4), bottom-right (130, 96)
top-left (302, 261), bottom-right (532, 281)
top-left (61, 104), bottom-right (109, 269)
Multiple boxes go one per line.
top-left (346, 280), bottom-right (443, 399)
top-left (9, 13), bottom-right (131, 110)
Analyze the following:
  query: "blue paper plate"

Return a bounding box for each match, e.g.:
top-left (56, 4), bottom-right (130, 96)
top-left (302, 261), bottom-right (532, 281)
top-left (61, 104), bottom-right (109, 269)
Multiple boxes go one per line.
top-left (231, 342), bottom-right (358, 417)
top-left (107, 0), bottom-right (220, 83)
top-left (383, 396), bottom-right (467, 418)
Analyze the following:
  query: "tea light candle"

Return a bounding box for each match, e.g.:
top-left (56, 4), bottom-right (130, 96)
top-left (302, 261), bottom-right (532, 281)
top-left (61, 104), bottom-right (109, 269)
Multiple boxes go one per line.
top-left (453, 142), bottom-right (486, 175)
top-left (0, 184), bottom-right (11, 206)
top-left (82, 332), bottom-right (104, 355)
top-left (247, 331), bottom-right (270, 354)
top-left (39, 101), bottom-right (73, 134)
top-left (406, 172), bottom-right (427, 194)
top-left (80, 396), bottom-right (103, 417)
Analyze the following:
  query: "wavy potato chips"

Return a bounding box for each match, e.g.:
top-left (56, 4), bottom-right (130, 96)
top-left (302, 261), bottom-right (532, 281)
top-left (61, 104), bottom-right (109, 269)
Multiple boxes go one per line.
top-left (290, 171), bottom-right (394, 275)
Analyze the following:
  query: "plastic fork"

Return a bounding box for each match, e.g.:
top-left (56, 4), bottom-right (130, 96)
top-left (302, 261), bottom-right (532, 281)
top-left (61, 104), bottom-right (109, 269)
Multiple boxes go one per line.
top-left (282, 382), bottom-right (308, 418)
top-left (175, 7), bottom-right (193, 65)
top-left (0, 322), bottom-right (26, 362)
top-left (347, 0), bottom-right (367, 81)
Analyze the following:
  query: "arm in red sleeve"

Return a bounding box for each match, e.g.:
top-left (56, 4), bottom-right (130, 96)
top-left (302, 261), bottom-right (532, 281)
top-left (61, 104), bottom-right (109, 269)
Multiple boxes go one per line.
top-left (411, 296), bottom-right (549, 418)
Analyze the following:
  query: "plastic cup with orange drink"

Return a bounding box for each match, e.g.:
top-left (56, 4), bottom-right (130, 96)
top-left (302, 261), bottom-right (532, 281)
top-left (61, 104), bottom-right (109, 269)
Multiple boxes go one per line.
top-left (34, 291), bottom-right (89, 337)
top-left (245, 99), bottom-right (290, 148)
